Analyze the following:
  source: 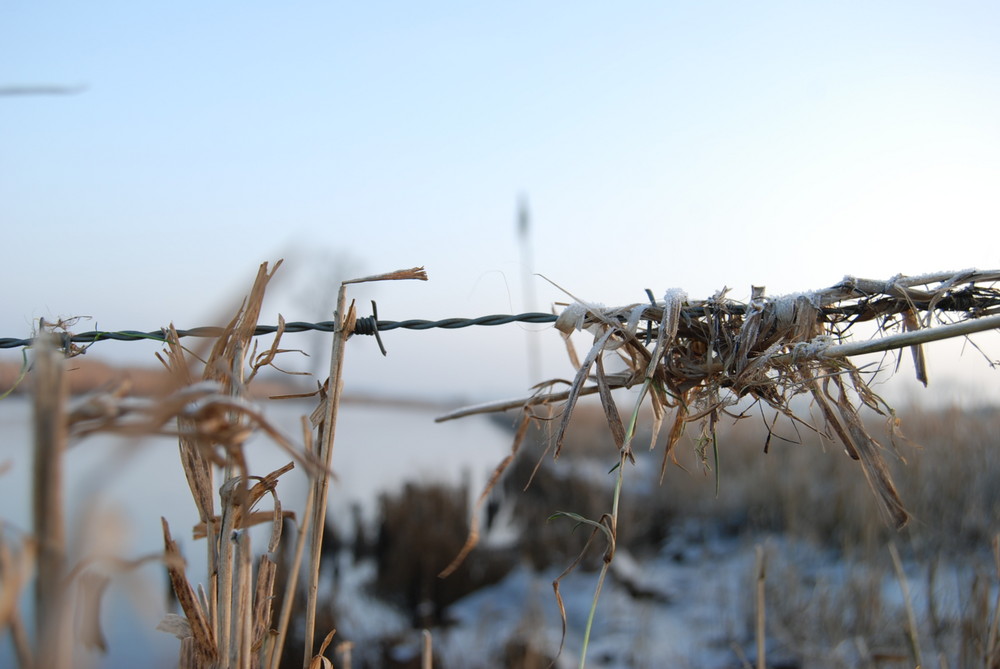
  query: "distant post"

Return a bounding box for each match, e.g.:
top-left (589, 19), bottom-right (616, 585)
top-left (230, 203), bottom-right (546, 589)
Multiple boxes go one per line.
top-left (517, 195), bottom-right (541, 384)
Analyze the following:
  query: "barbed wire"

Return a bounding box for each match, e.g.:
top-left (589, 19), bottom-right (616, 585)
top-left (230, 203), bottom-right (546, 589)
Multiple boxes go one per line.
top-left (0, 313), bottom-right (561, 351)
top-left (2, 281), bottom-right (997, 353)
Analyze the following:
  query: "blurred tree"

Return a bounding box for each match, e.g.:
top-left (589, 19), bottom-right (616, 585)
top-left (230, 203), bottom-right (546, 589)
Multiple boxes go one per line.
top-left (274, 245), bottom-right (365, 377)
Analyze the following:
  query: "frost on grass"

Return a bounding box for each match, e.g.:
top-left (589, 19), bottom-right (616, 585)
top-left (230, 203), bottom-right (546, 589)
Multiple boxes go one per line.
top-left (443, 269), bottom-right (1000, 563)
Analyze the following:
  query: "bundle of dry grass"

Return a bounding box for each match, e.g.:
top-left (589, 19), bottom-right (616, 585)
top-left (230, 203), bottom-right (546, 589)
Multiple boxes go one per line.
top-left (151, 262), bottom-right (427, 669)
top-left (438, 269), bottom-right (1000, 665)
top-left (443, 269), bottom-right (1000, 528)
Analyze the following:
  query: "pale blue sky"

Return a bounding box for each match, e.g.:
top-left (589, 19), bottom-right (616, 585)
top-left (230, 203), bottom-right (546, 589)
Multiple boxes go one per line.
top-left (2, 2), bottom-right (999, 400)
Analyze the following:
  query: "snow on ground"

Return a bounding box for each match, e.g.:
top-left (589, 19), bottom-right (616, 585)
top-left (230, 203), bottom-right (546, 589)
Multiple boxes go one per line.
top-left (326, 529), bottom-right (998, 668)
top-left (331, 531), bottom-right (767, 668)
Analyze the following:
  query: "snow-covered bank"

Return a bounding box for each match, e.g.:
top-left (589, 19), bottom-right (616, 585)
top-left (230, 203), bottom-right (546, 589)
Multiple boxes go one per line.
top-left (321, 527), bottom-right (998, 668)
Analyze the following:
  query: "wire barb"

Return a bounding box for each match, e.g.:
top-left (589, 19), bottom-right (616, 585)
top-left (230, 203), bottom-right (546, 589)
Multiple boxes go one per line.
top-left (352, 301), bottom-right (387, 356)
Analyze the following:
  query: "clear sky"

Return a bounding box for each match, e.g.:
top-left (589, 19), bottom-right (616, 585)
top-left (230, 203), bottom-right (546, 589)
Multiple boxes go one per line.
top-left (2, 2), bottom-right (999, 403)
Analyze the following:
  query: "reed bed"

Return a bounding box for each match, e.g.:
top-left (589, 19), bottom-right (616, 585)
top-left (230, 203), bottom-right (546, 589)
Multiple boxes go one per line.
top-left (2, 264), bottom-right (999, 668)
top-left (470, 397), bottom-right (1000, 666)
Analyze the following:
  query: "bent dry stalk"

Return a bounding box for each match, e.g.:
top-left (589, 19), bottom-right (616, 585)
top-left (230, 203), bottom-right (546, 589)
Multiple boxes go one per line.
top-left (303, 267), bottom-right (428, 666)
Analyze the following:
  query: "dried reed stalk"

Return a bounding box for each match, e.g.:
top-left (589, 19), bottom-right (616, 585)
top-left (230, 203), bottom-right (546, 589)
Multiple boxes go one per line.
top-left (335, 641), bottom-right (353, 669)
top-left (889, 541), bottom-right (924, 668)
top-left (987, 535), bottom-right (1000, 667)
top-left (251, 555), bottom-right (277, 656)
top-left (303, 267), bottom-right (427, 665)
top-left (815, 311), bottom-right (1000, 360)
top-left (205, 262), bottom-right (287, 669)
top-left (755, 545), bottom-right (765, 669)
top-left (421, 629), bottom-right (432, 669)
top-left (162, 326), bottom-right (221, 641)
top-left (162, 517), bottom-right (218, 666)
top-left (233, 530), bottom-right (253, 667)
top-left (302, 281), bottom-right (349, 666)
top-left (0, 534), bottom-right (34, 667)
top-left (31, 332), bottom-right (70, 669)
top-left (204, 263), bottom-right (279, 668)
top-left (149, 260), bottom-right (313, 668)
top-left (307, 629), bottom-right (338, 669)
top-left (269, 421), bottom-right (317, 669)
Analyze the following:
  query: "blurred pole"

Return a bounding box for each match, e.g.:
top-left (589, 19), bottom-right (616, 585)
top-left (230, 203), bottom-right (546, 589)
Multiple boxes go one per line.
top-left (517, 195), bottom-right (541, 384)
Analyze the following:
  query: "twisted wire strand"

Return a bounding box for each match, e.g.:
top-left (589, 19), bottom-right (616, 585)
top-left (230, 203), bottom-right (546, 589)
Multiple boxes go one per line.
top-left (0, 313), bottom-right (561, 350)
top-left (2, 284), bottom-right (996, 351)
